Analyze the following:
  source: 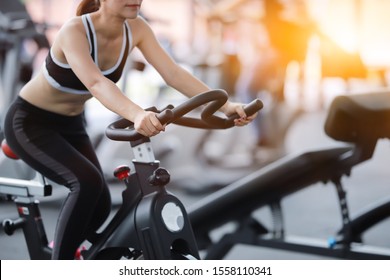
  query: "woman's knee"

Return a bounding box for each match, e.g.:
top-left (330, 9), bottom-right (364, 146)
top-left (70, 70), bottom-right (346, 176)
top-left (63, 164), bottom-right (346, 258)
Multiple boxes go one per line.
top-left (68, 168), bottom-right (107, 198)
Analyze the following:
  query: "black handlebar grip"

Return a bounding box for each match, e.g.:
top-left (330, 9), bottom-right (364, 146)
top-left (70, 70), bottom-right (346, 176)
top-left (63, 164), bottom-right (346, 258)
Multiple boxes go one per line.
top-left (106, 90), bottom-right (264, 141)
top-left (157, 108), bottom-right (175, 125)
top-left (230, 98), bottom-right (263, 122)
top-left (224, 98), bottom-right (263, 127)
top-left (105, 109), bottom-right (174, 141)
top-left (202, 98), bottom-right (263, 129)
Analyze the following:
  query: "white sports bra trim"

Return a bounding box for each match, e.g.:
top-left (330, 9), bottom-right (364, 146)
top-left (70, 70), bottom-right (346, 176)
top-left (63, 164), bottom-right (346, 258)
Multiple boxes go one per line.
top-left (48, 14), bottom-right (132, 73)
top-left (42, 64), bottom-right (91, 95)
top-left (43, 14), bottom-right (133, 95)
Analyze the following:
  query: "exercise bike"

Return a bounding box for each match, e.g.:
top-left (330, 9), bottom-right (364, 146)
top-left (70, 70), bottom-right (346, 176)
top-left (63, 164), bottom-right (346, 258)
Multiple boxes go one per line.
top-left (0, 0), bottom-right (50, 121)
top-left (0, 89), bottom-right (262, 260)
top-left (188, 91), bottom-right (390, 260)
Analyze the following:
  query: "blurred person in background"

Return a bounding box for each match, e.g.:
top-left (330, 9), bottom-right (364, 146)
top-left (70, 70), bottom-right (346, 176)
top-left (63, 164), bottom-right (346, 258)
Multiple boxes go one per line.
top-left (3, 0), bottom-right (257, 259)
top-left (211, 0), bottom-right (315, 148)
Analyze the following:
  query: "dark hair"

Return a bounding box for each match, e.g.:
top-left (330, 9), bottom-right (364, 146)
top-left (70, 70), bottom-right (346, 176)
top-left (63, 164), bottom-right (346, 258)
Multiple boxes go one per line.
top-left (76, 0), bottom-right (100, 16)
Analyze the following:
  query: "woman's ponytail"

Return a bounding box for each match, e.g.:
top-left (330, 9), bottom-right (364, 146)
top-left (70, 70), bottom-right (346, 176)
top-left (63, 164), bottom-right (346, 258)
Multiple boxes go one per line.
top-left (76, 0), bottom-right (100, 16)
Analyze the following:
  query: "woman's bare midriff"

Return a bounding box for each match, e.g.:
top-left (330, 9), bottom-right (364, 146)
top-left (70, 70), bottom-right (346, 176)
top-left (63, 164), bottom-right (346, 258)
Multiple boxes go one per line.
top-left (19, 72), bottom-right (93, 116)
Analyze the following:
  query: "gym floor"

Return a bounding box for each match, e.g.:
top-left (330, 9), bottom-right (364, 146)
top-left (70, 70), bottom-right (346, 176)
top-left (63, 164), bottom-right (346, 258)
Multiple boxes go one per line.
top-left (1, 109), bottom-right (389, 260)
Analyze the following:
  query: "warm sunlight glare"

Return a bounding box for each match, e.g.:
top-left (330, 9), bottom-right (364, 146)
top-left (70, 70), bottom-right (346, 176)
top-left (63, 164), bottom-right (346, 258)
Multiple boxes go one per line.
top-left (312, 0), bottom-right (390, 68)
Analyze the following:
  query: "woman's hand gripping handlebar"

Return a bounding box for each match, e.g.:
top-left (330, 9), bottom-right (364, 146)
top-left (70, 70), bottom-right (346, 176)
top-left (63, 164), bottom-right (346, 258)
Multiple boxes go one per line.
top-left (105, 89), bottom-right (263, 142)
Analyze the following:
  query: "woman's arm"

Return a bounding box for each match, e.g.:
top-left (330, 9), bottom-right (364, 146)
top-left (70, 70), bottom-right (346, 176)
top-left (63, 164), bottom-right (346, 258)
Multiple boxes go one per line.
top-left (133, 17), bottom-right (210, 98)
top-left (56, 18), bottom-right (164, 136)
top-left (133, 17), bottom-right (257, 125)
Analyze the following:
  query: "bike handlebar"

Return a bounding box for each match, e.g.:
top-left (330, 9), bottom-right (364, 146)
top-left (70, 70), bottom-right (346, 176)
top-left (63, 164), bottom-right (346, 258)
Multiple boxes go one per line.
top-left (105, 89), bottom-right (263, 142)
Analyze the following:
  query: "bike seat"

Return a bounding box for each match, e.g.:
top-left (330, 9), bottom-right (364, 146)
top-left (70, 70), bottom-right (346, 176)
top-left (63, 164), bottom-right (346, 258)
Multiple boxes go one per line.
top-left (1, 140), bottom-right (19, 160)
top-left (325, 92), bottom-right (390, 143)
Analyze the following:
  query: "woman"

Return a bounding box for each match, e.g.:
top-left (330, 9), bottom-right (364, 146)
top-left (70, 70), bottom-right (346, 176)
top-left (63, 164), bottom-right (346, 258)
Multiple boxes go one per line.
top-left (3, 0), bottom-right (256, 259)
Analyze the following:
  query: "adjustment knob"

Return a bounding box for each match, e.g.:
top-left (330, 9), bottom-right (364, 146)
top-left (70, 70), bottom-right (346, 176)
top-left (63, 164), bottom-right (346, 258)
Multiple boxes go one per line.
top-left (149, 167), bottom-right (170, 186)
top-left (113, 165), bottom-right (131, 181)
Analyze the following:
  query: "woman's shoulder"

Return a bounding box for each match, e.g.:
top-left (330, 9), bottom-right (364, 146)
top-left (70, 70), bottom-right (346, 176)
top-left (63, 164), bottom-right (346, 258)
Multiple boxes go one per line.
top-left (127, 15), bottom-right (149, 29)
top-left (127, 16), bottom-right (154, 35)
top-left (58, 16), bottom-right (85, 36)
top-left (126, 16), bottom-right (154, 45)
top-left (52, 16), bottom-right (86, 50)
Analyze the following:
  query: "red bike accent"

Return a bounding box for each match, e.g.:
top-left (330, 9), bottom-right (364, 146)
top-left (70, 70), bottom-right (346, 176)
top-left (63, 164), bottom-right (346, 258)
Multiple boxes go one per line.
top-left (1, 140), bottom-right (19, 160)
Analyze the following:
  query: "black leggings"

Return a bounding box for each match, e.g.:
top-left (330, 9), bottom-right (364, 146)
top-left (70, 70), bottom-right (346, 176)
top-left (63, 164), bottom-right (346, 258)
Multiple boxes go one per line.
top-left (4, 97), bottom-right (111, 259)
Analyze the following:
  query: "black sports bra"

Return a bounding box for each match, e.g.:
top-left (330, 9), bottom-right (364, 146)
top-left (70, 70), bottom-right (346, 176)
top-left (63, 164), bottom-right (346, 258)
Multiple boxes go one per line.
top-left (43, 14), bottom-right (132, 94)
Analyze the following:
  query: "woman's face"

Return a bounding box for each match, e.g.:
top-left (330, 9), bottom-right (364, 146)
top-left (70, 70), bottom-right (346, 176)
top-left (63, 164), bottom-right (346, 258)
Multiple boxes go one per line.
top-left (103, 0), bottom-right (143, 19)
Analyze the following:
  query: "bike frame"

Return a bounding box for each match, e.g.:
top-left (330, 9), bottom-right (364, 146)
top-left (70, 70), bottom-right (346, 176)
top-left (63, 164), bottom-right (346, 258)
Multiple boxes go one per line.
top-left (2, 90), bottom-right (390, 260)
top-left (188, 92), bottom-right (390, 260)
top-left (0, 173), bottom-right (52, 259)
top-left (189, 143), bottom-right (390, 259)
top-left (1, 90), bottom-right (261, 260)
top-left (82, 137), bottom-right (200, 260)
top-left (0, 137), bottom-right (200, 260)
